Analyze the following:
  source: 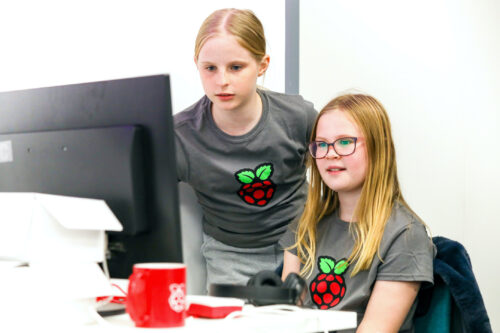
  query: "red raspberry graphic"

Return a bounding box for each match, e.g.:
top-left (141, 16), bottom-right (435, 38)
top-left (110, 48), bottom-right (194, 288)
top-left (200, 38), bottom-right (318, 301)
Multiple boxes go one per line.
top-left (235, 163), bottom-right (276, 206)
top-left (310, 256), bottom-right (348, 309)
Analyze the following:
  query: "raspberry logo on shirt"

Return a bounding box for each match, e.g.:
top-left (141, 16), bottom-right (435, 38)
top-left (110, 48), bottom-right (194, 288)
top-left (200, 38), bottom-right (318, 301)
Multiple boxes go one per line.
top-left (235, 163), bottom-right (276, 206)
top-left (310, 256), bottom-right (349, 309)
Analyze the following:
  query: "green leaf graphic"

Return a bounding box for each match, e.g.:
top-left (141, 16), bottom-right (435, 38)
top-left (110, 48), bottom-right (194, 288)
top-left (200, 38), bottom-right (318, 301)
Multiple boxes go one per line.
top-left (318, 257), bottom-right (335, 274)
top-left (237, 170), bottom-right (255, 184)
top-left (256, 164), bottom-right (272, 180)
top-left (334, 260), bottom-right (348, 275)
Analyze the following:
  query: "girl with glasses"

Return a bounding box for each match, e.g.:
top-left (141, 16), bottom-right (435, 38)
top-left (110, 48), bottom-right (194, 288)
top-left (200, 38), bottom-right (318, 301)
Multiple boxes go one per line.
top-left (280, 94), bottom-right (434, 332)
top-left (175, 8), bottom-right (317, 288)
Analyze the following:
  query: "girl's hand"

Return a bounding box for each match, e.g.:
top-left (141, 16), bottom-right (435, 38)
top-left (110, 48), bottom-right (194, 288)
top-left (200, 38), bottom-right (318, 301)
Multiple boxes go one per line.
top-left (357, 280), bottom-right (420, 333)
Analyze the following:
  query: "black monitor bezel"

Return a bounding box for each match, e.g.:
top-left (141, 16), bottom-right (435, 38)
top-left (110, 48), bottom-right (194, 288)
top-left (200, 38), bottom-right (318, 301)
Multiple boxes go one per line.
top-left (0, 74), bottom-right (182, 278)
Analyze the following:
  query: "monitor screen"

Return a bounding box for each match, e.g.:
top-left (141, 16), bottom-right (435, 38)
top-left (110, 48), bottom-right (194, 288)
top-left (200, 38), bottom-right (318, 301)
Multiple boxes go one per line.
top-left (0, 74), bottom-right (181, 278)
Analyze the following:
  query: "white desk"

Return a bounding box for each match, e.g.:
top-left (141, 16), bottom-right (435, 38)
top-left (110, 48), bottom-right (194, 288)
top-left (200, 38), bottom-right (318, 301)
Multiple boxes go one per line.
top-left (0, 274), bottom-right (356, 333)
top-left (0, 302), bottom-right (356, 333)
top-left (93, 279), bottom-right (357, 332)
top-left (92, 305), bottom-right (357, 333)
top-left (84, 279), bottom-right (357, 332)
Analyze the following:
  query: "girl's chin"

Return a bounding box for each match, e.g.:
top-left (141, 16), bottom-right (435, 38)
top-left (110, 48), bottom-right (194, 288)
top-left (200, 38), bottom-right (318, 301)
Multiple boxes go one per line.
top-left (324, 181), bottom-right (346, 191)
top-left (326, 182), bottom-right (363, 195)
top-left (211, 100), bottom-right (238, 110)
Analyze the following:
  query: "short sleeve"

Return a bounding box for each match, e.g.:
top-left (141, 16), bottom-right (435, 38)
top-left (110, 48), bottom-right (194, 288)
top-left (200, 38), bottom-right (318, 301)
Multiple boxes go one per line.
top-left (377, 223), bottom-right (435, 285)
top-left (175, 134), bottom-right (188, 182)
top-left (279, 219), bottom-right (299, 256)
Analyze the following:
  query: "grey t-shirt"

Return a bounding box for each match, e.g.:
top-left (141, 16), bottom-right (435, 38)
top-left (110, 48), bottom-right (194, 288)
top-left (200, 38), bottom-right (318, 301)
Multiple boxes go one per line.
top-left (280, 202), bottom-right (435, 332)
top-left (175, 89), bottom-right (317, 248)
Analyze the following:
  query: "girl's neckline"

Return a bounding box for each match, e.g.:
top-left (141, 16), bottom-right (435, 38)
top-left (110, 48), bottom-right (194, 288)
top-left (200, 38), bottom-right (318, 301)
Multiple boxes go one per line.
top-left (206, 89), bottom-right (269, 143)
top-left (335, 209), bottom-right (357, 224)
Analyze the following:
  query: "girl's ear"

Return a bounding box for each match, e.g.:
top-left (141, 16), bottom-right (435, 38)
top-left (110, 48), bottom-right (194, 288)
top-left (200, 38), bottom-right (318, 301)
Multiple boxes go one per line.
top-left (258, 55), bottom-right (270, 77)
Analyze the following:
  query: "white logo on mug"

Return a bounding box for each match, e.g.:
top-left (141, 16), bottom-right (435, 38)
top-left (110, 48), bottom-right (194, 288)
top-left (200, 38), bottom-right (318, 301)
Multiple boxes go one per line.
top-left (168, 283), bottom-right (186, 313)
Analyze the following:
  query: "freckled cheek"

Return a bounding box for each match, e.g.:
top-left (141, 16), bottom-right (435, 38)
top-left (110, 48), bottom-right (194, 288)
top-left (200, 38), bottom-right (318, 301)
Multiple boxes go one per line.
top-left (198, 74), bottom-right (210, 85)
top-left (315, 160), bottom-right (326, 173)
top-left (201, 77), bottom-right (218, 93)
top-left (349, 157), bottom-right (368, 183)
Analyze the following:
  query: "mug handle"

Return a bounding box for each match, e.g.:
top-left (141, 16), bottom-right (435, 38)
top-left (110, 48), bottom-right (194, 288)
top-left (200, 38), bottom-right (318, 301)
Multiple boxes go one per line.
top-left (126, 271), bottom-right (148, 325)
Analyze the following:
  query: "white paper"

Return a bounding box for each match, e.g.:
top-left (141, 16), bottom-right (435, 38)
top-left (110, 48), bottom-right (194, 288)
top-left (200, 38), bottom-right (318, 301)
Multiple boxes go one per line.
top-left (37, 193), bottom-right (123, 231)
top-left (0, 192), bottom-right (123, 263)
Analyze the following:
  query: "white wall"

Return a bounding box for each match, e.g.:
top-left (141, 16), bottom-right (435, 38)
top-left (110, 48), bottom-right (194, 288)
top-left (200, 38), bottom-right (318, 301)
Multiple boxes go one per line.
top-left (300, 0), bottom-right (499, 330)
top-left (0, 0), bottom-right (286, 112)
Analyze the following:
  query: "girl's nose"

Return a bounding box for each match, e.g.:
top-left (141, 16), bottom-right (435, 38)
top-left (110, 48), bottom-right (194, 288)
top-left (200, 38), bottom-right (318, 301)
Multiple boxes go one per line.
top-left (325, 146), bottom-right (340, 159)
top-left (216, 70), bottom-right (229, 86)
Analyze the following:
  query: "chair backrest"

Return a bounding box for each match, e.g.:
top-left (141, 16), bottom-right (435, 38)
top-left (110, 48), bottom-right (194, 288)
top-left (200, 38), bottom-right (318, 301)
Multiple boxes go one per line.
top-left (414, 236), bottom-right (492, 333)
top-left (415, 276), bottom-right (456, 333)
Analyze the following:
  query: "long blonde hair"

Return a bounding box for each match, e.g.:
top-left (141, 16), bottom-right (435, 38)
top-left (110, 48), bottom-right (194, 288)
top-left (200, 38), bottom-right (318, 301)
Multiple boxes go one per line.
top-left (194, 8), bottom-right (266, 62)
top-left (295, 94), bottom-right (415, 277)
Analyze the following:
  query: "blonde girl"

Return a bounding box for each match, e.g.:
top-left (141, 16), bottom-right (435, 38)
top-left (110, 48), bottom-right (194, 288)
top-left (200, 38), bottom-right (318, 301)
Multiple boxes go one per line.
top-left (175, 9), bottom-right (317, 288)
top-left (280, 94), bottom-right (434, 332)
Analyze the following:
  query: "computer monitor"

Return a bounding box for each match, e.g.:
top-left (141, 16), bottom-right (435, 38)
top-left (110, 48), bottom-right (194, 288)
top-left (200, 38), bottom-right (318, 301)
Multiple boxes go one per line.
top-left (0, 74), bottom-right (182, 278)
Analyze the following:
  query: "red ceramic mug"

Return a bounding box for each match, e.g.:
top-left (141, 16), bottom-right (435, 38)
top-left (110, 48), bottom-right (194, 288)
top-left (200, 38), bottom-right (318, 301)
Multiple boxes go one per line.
top-left (126, 263), bottom-right (187, 328)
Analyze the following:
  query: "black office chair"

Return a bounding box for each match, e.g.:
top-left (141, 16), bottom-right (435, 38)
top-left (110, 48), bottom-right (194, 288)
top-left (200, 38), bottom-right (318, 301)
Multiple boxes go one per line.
top-left (414, 236), bottom-right (492, 333)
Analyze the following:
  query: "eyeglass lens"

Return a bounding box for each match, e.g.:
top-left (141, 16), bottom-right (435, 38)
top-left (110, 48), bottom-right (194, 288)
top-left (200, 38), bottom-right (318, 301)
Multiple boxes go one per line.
top-left (309, 137), bottom-right (356, 158)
